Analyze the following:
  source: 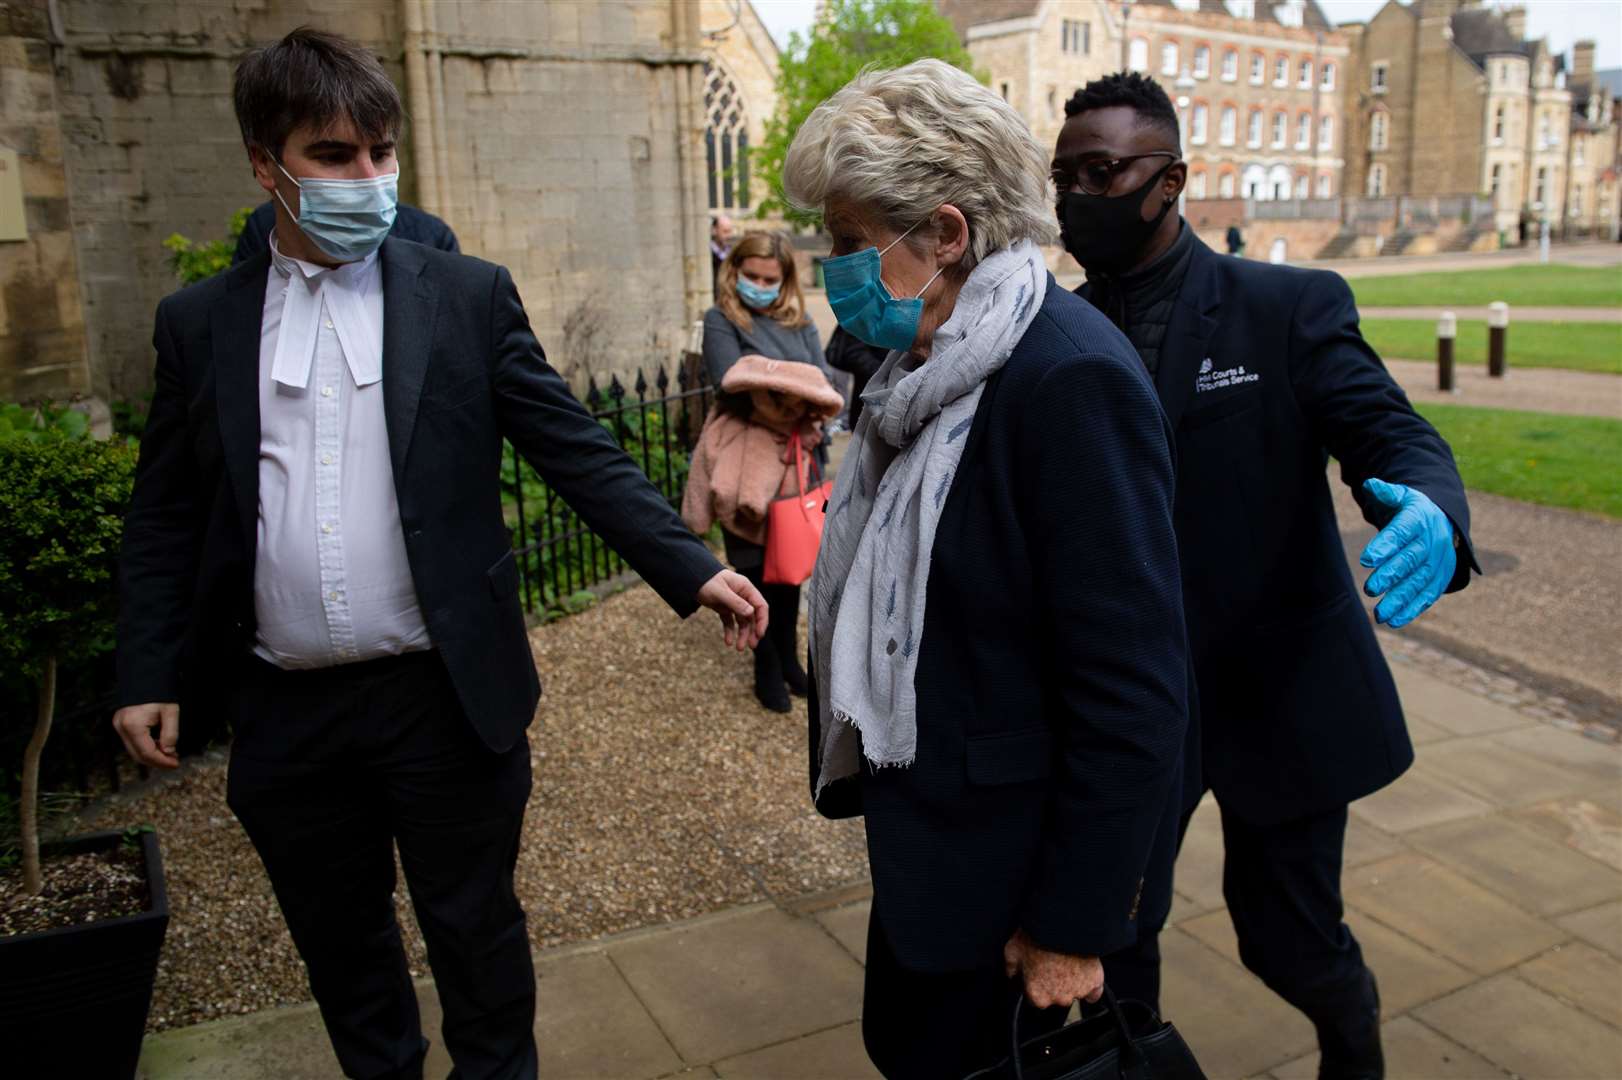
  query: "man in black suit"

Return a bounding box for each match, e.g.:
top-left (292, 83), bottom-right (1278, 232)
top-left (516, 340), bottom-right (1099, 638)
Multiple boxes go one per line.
top-left (234, 198), bottom-right (460, 264)
top-left (113, 28), bottom-right (766, 1080)
top-left (1053, 73), bottom-right (1478, 1079)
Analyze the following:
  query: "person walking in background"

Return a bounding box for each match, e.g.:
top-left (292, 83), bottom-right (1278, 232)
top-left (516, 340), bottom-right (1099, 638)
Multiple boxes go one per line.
top-left (111, 28), bottom-right (767, 1080)
top-left (823, 324), bottom-right (888, 430)
top-left (234, 198), bottom-right (459, 264)
top-left (700, 231), bottom-right (831, 711)
top-left (1225, 223), bottom-right (1244, 257)
top-left (786, 61), bottom-right (1189, 1078)
top-left (710, 213), bottom-right (735, 296)
top-left (1054, 72), bottom-right (1478, 1080)
top-left (683, 356), bottom-right (843, 713)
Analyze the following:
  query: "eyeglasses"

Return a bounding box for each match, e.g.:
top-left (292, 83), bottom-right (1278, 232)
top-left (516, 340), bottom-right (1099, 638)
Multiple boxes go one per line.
top-left (1054, 152), bottom-right (1180, 196)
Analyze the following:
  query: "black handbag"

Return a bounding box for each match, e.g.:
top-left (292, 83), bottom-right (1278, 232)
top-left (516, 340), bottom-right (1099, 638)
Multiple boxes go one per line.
top-left (964, 987), bottom-right (1207, 1080)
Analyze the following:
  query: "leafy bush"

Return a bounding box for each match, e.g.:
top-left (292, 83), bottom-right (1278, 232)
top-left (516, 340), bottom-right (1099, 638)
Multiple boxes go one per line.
top-left (163, 206), bottom-right (254, 286)
top-left (0, 430), bottom-right (138, 893)
top-left (0, 402), bottom-right (92, 442)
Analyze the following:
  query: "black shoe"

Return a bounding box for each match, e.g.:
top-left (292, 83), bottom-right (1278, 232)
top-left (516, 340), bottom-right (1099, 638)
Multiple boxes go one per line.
top-left (753, 644), bottom-right (792, 714)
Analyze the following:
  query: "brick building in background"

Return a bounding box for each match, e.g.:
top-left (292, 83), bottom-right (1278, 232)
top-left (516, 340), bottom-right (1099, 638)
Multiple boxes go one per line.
top-left (0, 0), bottom-right (779, 412)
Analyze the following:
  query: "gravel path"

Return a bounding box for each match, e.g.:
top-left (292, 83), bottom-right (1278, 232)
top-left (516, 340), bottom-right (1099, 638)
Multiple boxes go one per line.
top-left (1385, 358), bottom-right (1622, 419)
top-left (83, 585), bottom-right (868, 1031)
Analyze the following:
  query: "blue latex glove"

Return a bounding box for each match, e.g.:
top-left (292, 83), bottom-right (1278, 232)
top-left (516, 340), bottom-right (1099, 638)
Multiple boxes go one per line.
top-left (1359, 478), bottom-right (1457, 628)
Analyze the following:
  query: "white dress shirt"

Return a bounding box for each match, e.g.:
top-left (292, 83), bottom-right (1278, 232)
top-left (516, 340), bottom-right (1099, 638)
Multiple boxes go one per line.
top-left (253, 234), bottom-right (431, 669)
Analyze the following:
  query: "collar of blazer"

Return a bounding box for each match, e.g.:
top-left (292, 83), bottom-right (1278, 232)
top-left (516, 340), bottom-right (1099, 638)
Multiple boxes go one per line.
top-left (210, 236), bottom-right (441, 554)
top-left (1150, 235), bottom-right (1224, 430)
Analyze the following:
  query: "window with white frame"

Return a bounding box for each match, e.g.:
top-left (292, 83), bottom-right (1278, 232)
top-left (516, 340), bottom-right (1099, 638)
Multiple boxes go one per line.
top-left (1299, 59), bottom-right (1313, 88)
top-left (1371, 62), bottom-right (1388, 93)
top-left (1272, 110), bottom-right (1287, 148)
top-left (1162, 42), bottom-right (1179, 76)
top-left (1319, 114), bottom-right (1333, 150)
top-left (1534, 165), bottom-right (1547, 206)
top-left (1274, 55), bottom-right (1288, 86)
top-left (1493, 104), bottom-right (1505, 143)
top-left (1321, 62), bottom-right (1336, 90)
top-left (1276, 0), bottom-right (1304, 28)
top-left (1316, 173), bottom-right (1331, 198)
top-left (1296, 113), bottom-right (1311, 148)
top-left (1295, 174), bottom-right (1309, 198)
top-left (1369, 110), bottom-right (1388, 150)
top-left (1191, 103), bottom-right (1209, 144)
top-left (1367, 163), bottom-right (1386, 196)
top-left (1193, 45), bottom-right (1210, 78)
top-left (1220, 106), bottom-right (1237, 146)
top-left (1222, 49), bottom-right (1238, 81)
top-left (704, 60), bottom-right (751, 210)
top-left (1218, 171), bottom-right (1235, 197)
top-left (1190, 171), bottom-right (1207, 199)
top-left (1248, 108), bottom-right (1263, 147)
top-left (1229, 0), bottom-right (1255, 18)
top-left (1490, 163), bottom-right (1502, 199)
top-left (1129, 38), bottom-right (1148, 72)
top-left (1061, 19), bottom-right (1089, 55)
top-left (1250, 53), bottom-right (1265, 84)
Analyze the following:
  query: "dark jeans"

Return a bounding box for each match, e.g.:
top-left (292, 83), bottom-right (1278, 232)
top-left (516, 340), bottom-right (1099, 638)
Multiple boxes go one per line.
top-left (1105, 799), bottom-right (1378, 1062)
top-left (861, 909), bottom-right (1068, 1079)
top-left (226, 652), bottom-right (536, 1080)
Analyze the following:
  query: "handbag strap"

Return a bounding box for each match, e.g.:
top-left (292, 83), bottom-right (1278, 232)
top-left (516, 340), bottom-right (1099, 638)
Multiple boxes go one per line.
top-left (1010, 986), bottom-right (1148, 1080)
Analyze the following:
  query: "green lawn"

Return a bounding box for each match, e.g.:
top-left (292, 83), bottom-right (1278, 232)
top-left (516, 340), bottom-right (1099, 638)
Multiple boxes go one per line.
top-left (1350, 264), bottom-right (1622, 308)
top-left (1417, 403), bottom-right (1622, 518)
top-left (1360, 318), bottom-right (1622, 375)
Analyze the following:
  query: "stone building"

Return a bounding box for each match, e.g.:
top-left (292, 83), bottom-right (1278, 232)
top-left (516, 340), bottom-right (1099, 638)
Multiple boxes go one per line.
top-left (1341, 0), bottom-right (1573, 236)
top-left (697, 0), bottom-right (779, 224)
top-left (937, 1), bottom-right (1349, 203)
top-left (1563, 40), bottom-right (1620, 239)
top-left (0, 0), bottom-right (774, 411)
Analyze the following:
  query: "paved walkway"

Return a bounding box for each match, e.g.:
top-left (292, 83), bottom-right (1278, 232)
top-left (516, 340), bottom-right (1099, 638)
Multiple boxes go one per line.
top-left (1360, 306), bottom-right (1622, 323)
top-left (1382, 358), bottom-right (1622, 419)
top-left (135, 654), bottom-right (1621, 1079)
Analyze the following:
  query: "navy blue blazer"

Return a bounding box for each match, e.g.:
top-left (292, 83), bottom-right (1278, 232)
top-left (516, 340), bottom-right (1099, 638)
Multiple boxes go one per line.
top-left (811, 278), bottom-right (1190, 972)
top-left (118, 238), bottom-right (720, 753)
top-left (1082, 234), bottom-right (1478, 825)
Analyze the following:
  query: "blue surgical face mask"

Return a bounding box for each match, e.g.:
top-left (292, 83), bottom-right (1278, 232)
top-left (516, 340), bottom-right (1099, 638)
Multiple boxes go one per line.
top-left (821, 219), bottom-right (946, 353)
top-left (736, 277), bottom-right (781, 310)
top-left (274, 159), bottom-right (399, 263)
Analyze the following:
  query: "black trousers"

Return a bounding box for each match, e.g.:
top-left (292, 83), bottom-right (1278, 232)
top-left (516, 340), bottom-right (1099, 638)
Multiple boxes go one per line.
top-left (861, 909), bottom-right (1068, 1079)
top-left (1104, 798), bottom-right (1378, 1060)
top-left (226, 652), bottom-right (536, 1080)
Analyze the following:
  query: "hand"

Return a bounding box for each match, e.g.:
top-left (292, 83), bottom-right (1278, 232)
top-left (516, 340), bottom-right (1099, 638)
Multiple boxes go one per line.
top-left (1003, 928), bottom-right (1104, 1010)
top-left (696, 569), bottom-right (769, 652)
top-left (112, 702), bottom-right (181, 770)
top-left (1359, 478), bottom-right (1457, 628)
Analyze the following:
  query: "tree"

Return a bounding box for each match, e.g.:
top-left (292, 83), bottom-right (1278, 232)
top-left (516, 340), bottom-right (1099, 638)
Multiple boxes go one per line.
top-left (0, 420), bottom-right (137, 894)
top-left (753, 0), bottom-right (980, 226)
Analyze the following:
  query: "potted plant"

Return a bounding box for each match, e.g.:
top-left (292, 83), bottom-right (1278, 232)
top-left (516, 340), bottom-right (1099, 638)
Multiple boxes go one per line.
top-left (0, 407), bottom-right (167, 1078)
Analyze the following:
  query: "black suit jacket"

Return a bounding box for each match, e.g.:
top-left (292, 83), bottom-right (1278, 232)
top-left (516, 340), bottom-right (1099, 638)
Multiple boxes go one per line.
top-left (118, 238), bottom-right (720, 752)
top-left (1082, 234), bottom-right (1478, 825)
top-left (233, 202), bottom-right (460, 265)
top-left (811, 279), bottom-right (1189, 971)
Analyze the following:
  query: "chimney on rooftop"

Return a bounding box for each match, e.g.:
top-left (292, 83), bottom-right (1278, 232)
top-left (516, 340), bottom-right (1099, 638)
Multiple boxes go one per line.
top-left (1573, 40), bottom-right (1596, 84)
top-left (1503, 6), bottom-right (1527, 41)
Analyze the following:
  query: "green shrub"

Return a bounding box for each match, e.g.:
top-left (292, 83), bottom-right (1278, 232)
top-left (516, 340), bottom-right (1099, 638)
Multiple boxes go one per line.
top-left (163, 206), bottom-right (254, 286)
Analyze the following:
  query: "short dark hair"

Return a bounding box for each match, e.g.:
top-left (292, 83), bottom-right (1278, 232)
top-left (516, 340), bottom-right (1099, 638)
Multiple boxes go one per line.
top-left (1063, 72), bottom-right (1181, 150)
top-left (233, 26), bottom-right (403, 158)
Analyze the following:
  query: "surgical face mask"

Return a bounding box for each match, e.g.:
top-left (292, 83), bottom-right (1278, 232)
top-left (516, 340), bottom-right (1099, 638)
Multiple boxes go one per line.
top-left (1058, 163), bottom-right (1176, 275)
top-left (821, 219), bottom-right (946, 353)
top-left (736, 277), bottom-right (781, 310)
top-left (273, 159), bottom-right (399, 263)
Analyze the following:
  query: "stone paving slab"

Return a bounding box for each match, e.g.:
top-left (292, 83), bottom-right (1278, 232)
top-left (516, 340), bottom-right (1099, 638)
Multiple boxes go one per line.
top-left (1556, 901), bottom-right (1622, 959)
top-left (1342, 853), bottom-right (1567, 974)
top-left (813, 899), bottom-right (870, 966)
top-left (536, 952), bottom-right (683, 1080)
top-left (1513, 796), bottom-right (1622, 872)
top-left (1271, 1015), bottom-right (1506, 1080)
top-left (1350, 768), bottom-right (1495, 834)
top-left (1418, 737), bottom-right (1609, 809)
top-left (1389, 666), bottom-right (1538, 738)
top-left (1158, 928), bottom-right (1318, 1078)
top-left (1407, 815), bottom-right (1622, 917)
top-left (1416, 974), bottom-right (1622, 1079)
top-left (712, 1023), bottom-right (878, 1079)
top-left (1517, 942), bottom-right (1622, 1030)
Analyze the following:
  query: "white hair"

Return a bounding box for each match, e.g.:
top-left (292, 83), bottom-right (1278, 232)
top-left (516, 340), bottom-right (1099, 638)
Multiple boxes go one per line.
top-left (783, 59), bottom-right (1057, 263)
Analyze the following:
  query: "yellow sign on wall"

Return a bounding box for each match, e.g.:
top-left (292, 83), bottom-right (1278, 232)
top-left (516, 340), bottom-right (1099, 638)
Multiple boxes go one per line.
top-left (0, 147), bottom-right (28, 242)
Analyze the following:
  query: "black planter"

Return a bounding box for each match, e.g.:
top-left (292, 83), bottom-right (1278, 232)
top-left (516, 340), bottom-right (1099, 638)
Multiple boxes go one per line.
top-left (0, 829), bottom-right (170, 1079)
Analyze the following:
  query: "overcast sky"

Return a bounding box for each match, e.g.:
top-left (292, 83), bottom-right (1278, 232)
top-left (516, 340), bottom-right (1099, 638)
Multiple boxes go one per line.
top-left (748, 0), bottom-right (1622, 70)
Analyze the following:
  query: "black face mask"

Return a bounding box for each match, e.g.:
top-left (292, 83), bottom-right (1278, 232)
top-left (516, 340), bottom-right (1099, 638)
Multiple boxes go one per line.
top-left (1058, 163), bottom-right (1176, 276)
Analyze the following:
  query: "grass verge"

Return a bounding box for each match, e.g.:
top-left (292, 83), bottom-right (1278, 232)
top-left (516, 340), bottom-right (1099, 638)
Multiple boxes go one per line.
top-left (1350, 264), bottom-right (1622, 308)
top-left (1417, 403), bottom-right (1622, 518)
top-left (1361, 318), bottom-right (1622, 375)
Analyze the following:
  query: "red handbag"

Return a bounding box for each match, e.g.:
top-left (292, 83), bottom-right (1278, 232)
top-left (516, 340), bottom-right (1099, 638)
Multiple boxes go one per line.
top-left (764, 427), bottom-right (832, 586)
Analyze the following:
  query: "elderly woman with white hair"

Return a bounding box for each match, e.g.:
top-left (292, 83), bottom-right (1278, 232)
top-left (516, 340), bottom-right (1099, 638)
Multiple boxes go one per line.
top-left (791, 60), bottom-right (1190, 1076)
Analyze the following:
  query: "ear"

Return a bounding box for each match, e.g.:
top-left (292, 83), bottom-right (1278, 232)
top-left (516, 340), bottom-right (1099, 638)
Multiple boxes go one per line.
top-left (934, 204), bottom-right (971, 267)
top-left (248, 145), bottom-right (280, 196)
top-left (1161, 161), bottom-right (1187, 204)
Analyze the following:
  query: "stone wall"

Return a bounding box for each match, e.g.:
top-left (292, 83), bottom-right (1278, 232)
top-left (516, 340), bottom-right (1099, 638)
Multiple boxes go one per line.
top-left (44, 0), bottom-right (709, 404)
top-left (0, 0), bottom-right (92, 405)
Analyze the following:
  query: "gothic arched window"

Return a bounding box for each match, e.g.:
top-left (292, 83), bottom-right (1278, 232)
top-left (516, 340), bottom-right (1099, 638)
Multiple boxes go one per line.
top-left (704, 60), bottom-right (750, 210)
